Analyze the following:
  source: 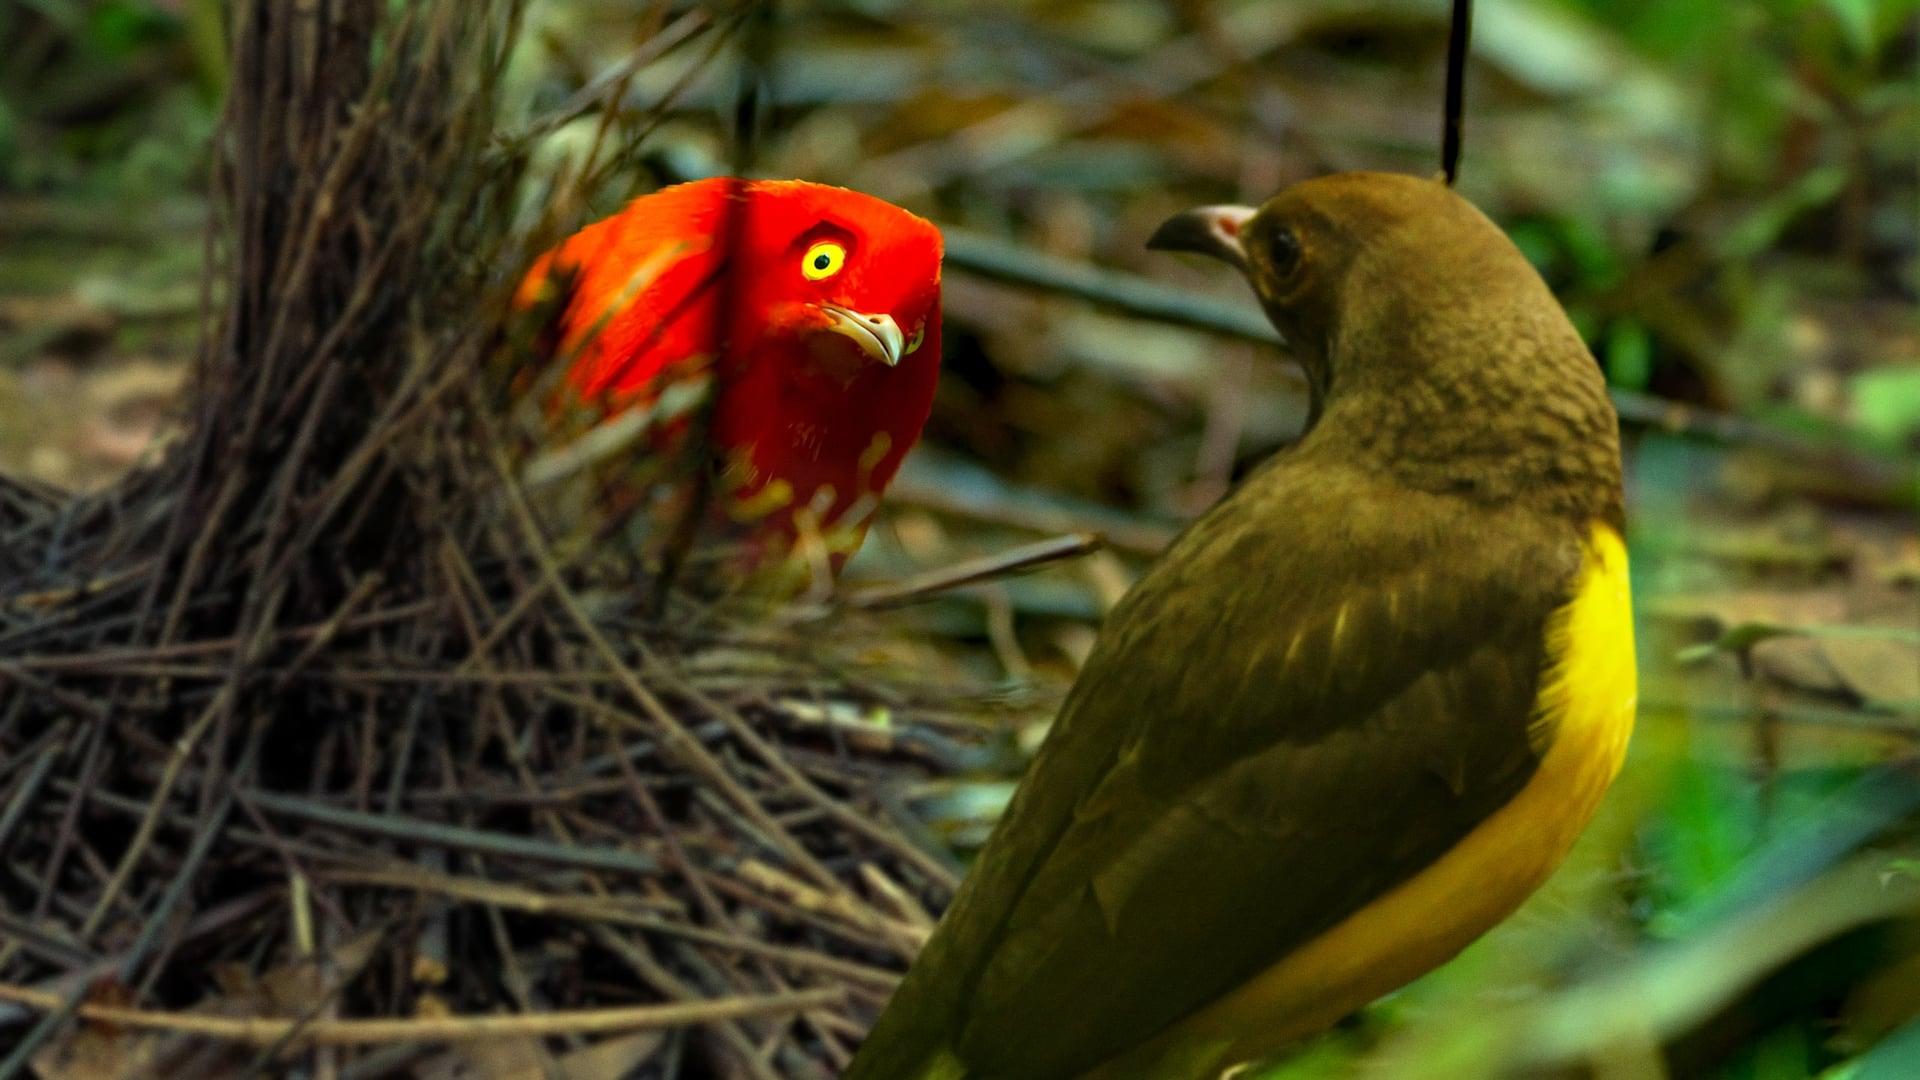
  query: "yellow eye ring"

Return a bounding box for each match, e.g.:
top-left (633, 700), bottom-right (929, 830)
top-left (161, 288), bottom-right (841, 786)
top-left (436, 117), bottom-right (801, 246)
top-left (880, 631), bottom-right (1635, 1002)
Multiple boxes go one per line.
top-left (801, 241), bottom-right (846, 281)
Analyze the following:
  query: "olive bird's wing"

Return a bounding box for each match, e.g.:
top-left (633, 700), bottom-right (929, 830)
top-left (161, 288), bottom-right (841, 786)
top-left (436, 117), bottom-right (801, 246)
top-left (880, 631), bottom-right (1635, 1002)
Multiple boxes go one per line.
top-left (852, 464), bottom-right (1580, 1079)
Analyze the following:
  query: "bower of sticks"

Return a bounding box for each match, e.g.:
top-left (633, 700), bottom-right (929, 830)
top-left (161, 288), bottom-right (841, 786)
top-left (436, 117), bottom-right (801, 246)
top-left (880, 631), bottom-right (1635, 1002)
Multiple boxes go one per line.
top-left (0, 4), bottom-right (983, 1076)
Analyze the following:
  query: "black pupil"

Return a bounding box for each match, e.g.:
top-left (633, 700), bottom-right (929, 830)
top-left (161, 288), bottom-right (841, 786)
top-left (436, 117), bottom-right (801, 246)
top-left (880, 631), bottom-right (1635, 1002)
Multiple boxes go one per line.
top-left (813, 253), bottom-right (831, 269)
top-left (1271, 228), bottom-right (1301, 272)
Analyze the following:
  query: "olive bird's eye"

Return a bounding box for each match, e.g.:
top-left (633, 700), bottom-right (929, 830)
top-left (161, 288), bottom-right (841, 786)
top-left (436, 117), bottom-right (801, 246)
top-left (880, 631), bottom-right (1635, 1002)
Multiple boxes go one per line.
top-left (802, 241), bottom-right (847, 281)
top-left (905, 322), bottom-right (926, 355)
top-left (1269, 227), bottom-right (1302, 278)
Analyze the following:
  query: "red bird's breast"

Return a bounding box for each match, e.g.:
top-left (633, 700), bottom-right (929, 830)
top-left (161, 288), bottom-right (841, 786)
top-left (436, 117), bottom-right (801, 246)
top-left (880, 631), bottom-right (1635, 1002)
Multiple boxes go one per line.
top-left (518, 178), bottom-right (943, 587)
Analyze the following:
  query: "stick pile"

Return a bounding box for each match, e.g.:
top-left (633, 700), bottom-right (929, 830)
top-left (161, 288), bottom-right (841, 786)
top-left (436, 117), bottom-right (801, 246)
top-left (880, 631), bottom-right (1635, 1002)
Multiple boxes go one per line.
top-left (0, 4), bottom-right (970, 1075)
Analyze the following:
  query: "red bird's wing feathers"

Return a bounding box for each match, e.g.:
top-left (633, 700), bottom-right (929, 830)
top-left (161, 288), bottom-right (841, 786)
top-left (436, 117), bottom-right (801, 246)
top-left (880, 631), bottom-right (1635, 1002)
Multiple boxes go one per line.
top-left (521, 182), bottom-right (731, 407)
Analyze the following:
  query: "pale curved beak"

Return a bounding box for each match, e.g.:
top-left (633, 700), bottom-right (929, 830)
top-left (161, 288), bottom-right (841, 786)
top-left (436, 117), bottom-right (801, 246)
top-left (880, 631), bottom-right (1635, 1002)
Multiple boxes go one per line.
top-left (819, 304), bottom-right (906, 367)
top-left (1147, 205), bottom-right (1256, 273)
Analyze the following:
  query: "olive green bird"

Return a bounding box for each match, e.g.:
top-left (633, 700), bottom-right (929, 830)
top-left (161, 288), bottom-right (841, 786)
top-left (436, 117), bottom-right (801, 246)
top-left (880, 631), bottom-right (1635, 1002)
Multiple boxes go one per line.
top-left (843, 172), bottom-right (1636, 1080)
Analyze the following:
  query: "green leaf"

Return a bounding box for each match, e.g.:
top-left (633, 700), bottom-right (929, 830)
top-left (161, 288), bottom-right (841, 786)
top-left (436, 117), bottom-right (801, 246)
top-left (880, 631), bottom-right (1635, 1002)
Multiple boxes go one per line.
top-left (1677, 621), bottom-right (1920, 665)
top-left (1640, 761), bottom-right (1761, 929)
top-left (86, 0), bottom-right (178, 57)
top-left (1721, 165), bottom-right (1852, 260)
top-left (1822, 1017), bottom-right (1920, 1079)
top-left (1850, 365), bottom-right (1920, 447)
top-left (1605, 318), bottom-right (1655, 391)
top-left (1820, 0), bottom-right (1920, 58)
top-left (1676, 620), bottom-right (1800, 663)
top-left (1824, 0), bottom-right (1881, 57)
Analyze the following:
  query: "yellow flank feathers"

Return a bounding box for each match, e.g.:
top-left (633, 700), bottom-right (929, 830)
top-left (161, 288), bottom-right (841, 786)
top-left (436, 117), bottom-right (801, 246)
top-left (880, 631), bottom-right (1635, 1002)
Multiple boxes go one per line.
top-left (1093, 524), bottom-right (1637, 1076)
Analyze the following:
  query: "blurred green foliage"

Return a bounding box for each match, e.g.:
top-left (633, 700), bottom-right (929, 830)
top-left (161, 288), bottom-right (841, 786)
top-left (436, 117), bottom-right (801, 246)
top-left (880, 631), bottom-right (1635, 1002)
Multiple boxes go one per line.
top-left (1515, 0), bottom-right (1918, 433)
top-left (0, 0), bottom-right (222, 195)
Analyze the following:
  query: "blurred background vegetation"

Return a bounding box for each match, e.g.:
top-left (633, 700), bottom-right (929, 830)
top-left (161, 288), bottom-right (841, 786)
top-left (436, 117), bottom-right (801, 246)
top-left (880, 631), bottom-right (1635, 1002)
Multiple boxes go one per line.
top-left (1, 1), bottom-right (1916, 1077)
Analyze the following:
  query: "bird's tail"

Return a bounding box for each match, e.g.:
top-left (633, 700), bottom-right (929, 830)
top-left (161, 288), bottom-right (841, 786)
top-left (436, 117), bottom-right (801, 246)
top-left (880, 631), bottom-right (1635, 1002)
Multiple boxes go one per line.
top-left (842, 898), bottom-right (972, 1078)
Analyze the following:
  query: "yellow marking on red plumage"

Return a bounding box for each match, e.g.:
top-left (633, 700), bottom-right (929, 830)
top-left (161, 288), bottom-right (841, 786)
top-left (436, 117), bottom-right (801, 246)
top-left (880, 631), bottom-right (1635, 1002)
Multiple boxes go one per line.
top-left (858, 430), bottom-right (894, 481)
top-left (728, 478), bottom-right (795, 523)
top-left (806, 484), bottom-right (839, 517)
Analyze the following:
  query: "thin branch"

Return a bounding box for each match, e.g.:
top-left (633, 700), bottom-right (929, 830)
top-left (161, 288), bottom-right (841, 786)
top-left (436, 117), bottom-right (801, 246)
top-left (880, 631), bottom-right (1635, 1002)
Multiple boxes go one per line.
top-left (839, 533), bottom-right (1103, 612)
top-left (0, 983), bottom-right (843, 1047)
top-left (239, 789), bottom-right (660, 877)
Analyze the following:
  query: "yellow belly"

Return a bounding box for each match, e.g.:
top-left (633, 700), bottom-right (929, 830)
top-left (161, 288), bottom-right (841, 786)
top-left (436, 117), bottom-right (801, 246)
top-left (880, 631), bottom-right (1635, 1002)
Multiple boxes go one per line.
top-left (1095, 524), bottom-right (1637, 1077)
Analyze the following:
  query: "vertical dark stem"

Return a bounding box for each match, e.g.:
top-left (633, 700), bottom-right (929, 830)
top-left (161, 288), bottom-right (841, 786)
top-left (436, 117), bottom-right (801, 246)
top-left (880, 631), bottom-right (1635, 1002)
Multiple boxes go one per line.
top-left (650, 0), bottom-right (776, 613)
top-left (1441, 0), bottom-right (1473, 185)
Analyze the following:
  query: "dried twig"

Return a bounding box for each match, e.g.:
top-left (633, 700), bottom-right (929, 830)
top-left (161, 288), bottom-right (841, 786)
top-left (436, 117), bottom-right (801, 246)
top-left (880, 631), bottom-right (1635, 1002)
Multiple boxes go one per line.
top-left (839, 532), bottom-right (1103, 611)
top-left (0, 983), bottom-right (844, 1047)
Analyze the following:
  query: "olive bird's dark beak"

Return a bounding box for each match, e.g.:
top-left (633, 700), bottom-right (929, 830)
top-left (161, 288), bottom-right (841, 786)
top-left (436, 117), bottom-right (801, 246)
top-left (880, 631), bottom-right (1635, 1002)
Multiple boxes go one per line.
top-left (1146, 205), bottom-right (1256, 274)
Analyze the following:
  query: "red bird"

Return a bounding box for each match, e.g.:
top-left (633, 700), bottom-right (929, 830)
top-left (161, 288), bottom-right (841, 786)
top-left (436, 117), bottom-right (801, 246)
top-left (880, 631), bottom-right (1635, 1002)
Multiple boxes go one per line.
top-left (519, 178), bottom-right (943, 583)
